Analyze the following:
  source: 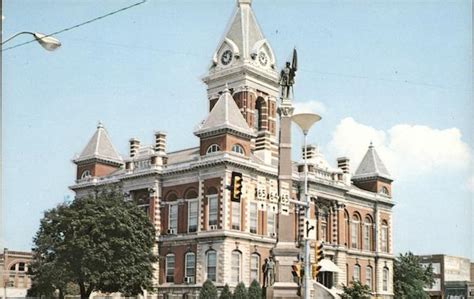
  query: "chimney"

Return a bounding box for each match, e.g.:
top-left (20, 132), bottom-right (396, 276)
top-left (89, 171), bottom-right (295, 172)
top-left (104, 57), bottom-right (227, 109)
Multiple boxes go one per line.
top-left (302, 144), bottom-right (318, 160)
top-left (337, 157), bottom-right (350, 174)
top-left (154, 131), bottom-right (167, 154)
top-left (129, 138), bottom-right (140, 158)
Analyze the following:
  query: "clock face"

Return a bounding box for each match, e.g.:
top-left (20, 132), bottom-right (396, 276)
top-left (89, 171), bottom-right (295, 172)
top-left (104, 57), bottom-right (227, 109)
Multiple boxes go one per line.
top-left (258, 51), bottom-right (268, 66)
top-left (221, 50), bottom-right (233, 65)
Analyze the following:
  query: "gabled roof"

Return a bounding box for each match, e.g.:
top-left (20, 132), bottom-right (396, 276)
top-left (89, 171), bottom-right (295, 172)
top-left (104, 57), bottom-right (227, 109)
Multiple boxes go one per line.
top-left (353, 143), bottom-right (392, 181)
top-left (194, 89), bottom-right (255, 138)
top-left (74, 122), bottom-right (123, 164)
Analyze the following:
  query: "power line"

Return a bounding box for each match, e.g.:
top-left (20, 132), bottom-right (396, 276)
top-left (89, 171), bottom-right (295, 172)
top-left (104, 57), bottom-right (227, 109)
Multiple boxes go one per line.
top-left (1, 0), bottom-right (147, 52)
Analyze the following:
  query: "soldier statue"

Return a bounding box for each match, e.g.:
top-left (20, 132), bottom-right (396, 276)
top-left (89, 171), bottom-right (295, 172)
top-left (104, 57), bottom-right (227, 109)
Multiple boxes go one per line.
top-left (279, 48), bottom-right (298, 100)
top-left (263, 256), bottom-right (275, 287)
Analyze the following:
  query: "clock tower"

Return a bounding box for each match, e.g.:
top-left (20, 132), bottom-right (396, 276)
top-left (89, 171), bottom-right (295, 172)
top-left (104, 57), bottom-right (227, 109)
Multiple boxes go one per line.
top-left (202, 0), bottom-right (279, 165)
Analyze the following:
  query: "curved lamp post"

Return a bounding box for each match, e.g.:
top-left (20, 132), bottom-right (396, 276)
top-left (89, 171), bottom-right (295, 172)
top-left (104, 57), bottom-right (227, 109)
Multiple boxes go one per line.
top-left (292, 112), bottom-right (321, 299)
top-left (1, 31), bottom-right (61, 51)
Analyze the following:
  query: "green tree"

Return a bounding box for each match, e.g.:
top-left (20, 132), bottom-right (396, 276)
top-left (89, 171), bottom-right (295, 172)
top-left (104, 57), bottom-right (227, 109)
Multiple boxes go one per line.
top-left (200, 280), bottom-right (218, 299)
top-left (233, 282), bottom-right (248, 299)
top-left (219, 284), bottom-right (233, 299)
top-left (341, 280), bottom-right (372, 299)
top-left (29, 190), bottom-right (157, 299)
top-left (394, 252), bottom-right (435, 299)
top-left (248, 280), bottom-right (262, 299)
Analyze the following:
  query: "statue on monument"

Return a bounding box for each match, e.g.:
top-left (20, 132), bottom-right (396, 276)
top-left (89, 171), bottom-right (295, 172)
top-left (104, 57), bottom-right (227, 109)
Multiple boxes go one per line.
top-left (263, 257), bottom-right (276, 287)
top-left (279, 48), bottom-right (298, 100)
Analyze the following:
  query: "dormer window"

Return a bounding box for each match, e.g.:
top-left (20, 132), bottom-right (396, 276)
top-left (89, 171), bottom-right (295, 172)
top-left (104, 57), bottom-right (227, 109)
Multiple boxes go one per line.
top-left (81, 170), bottom-right (91, 179)
top-left (231, 144), bottom-right (245, 155)
top-left (206, 144), bottom-right (221, 154)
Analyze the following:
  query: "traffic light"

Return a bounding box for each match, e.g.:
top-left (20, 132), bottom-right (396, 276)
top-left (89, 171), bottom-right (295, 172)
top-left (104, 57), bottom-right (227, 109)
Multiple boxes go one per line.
top-left (291, 263), bottom-right (301, 279)
top-left (312, 241), bottom-right (324, 279)
top-left (231, 172), bottom-right (243, 202)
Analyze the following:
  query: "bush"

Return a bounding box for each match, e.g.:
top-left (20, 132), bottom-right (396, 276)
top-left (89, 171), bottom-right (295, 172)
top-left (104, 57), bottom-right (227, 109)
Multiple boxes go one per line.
top-left (233, 282), bottom-right (248, 299)
top-left (200, 280), bottom-right (218, 299)
top-left (248, 280), bottom-right (262, 299)
top-left (219, 284), bottom-right (232, 299)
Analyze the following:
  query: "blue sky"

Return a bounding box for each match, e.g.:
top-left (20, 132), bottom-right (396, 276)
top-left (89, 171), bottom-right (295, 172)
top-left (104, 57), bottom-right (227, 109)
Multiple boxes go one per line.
top-left (2, 0), bottom-right (472, 259)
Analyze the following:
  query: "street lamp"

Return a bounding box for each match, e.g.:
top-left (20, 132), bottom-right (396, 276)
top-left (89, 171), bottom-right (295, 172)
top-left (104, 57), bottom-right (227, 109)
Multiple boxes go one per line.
top-left (1, 31), bottom-right (61, 51)
top-left (292, 112), bottom-right (321, 299)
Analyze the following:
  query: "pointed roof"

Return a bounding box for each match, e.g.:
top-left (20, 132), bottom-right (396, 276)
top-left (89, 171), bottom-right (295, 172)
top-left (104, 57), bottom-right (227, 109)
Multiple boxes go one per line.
top-left (194, 89), bottom-right (255, 138)
top-left (353, 143), bottom-right (392, 181)
top-left (74, 122), bottom-right (123, 165)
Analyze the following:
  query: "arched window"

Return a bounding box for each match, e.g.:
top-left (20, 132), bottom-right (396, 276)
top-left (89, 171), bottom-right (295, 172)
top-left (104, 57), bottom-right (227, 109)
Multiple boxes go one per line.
top-left (81, 170), bottom-right (91, 179)
top-left (250, 253), bottom-right (260, 283)
top-left (351, 214), bottom-right (360, 249)
top-left (185, 252), bottom-right (196, 284)
top-left (383, 267), bottom-right (389, 291)
top-left (206, 144), bottom-right (221, 154)
top-left (366, 266), bottom-right (373, 290)
top-left (186, 189), bottom-right (199, 233)
top-left (344, 211), bottom-right (350, 247)
top-left (363, 216), bottom-right (372, 251)
top-left (231, 144), bottom-right (245, 155)
top-left (231, 250), bottom-right (242, 283)
top-left (206, 250), bottom-right (217, 282)
top-left (381, 220), bottom-right (389, 253)
top-left (165, 254), bottom-right (175, 283)
top-left (380, 186), bottom-right (389, 195)
top-left (255, 97), bottom-right (266, 131)
top-left (353, 264), bottom-right (360, 282)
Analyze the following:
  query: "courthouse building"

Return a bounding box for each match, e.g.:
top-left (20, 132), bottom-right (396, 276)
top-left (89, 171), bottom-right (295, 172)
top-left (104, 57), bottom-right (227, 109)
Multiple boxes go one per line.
top-left (70, 0), bottom-right (395, 298)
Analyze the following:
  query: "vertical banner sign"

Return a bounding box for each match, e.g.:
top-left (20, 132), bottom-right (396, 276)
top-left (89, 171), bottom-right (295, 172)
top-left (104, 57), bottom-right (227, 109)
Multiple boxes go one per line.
top-left (231, 172), bottom-right (243, 202)
top-left (256, 176), bottom-right (267, 211)
top-left (280, 181), bottom-right (290, 215)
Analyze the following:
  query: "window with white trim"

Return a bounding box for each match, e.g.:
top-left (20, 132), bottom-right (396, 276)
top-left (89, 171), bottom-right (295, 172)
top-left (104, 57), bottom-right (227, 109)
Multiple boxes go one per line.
top-left (353, 264), bottom-right (360, 282)
top-left (166, 254), bottom-right (175, 283)
top-left (169, 204), bottom-right (178, 233)
top-left (381, 221), bottom-right (389, 253)
top-left (207, 250), bottom-right (217, 282)
top-left (188, 200), bottom-right (198, 233)
top-left (250, 253), bottom-right (260, 283)
top-left (363, 217), bottom-right (372, 251)
top-left (81, 170), bottom-right (91, 179)
top-left (267, 208), bottom-right (276, 236)
top-left (231, 250), bottom-right (242, 283)
top-left (206, 144), bottom-right (220, 154)
top-left (208, 195), bottom-right (218, 227)
top-left (232, 201), bottom-right (241, 230)
top-left (249, 202), bottom-right (258, 234)
top-left (231, 144), bottom-right (245, 155)
top-left (351, 214), bottom-right (360, 249)
top-left (185, 252), bottom-right (195, 283)
top-left (383, 267), bottom-right (389, 291)
top-left (366, 266), bottom-right (372, 290)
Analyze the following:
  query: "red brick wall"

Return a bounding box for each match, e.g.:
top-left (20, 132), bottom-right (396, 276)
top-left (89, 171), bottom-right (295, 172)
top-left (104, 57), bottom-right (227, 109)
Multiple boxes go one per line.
top-left (159, 243), bottom-right (198, 284)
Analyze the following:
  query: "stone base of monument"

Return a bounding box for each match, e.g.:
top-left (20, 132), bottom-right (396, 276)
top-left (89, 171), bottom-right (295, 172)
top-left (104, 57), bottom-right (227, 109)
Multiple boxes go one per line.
top-left (266, 243), bottom-right (301, 298)
top-left (265, 282), bottom-right (300, 299)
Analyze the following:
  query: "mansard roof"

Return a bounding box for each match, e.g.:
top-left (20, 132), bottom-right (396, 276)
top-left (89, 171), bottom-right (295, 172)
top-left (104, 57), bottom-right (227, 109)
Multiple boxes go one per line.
top-left (353, 143), bottom-right (392, 181)
top-left (194, 89), bottom-right (255, 139)
top-left (74, 122), bottom-right (123, 165)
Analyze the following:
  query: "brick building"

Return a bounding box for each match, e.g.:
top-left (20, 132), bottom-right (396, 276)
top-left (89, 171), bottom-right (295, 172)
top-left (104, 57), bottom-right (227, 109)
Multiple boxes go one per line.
top-left (70, 0), bottom-right (395, 298)
top-left (0, 248), bottom-right (33, 298)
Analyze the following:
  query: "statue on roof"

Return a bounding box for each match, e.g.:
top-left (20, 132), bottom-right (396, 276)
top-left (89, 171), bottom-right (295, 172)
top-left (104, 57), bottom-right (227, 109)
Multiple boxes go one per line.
top-left (279, 48), bottom-right (297, 100)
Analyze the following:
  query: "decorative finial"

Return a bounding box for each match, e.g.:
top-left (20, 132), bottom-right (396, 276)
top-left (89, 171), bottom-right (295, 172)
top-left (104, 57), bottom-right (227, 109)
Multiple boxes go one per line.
top-left (97, 121), bottom-right (104, 129)
top-left (223, 83), bottom-right (230, 94)
top-left (369, 141), bottom-right (374, 148)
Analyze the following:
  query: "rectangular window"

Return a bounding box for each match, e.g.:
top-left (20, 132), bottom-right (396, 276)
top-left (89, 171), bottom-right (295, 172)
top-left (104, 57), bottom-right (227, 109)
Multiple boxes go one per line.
top-left (381, 226), bottom-right (388, 252)
top-left (185, 253), bottom-right (195, 283)
top-left (208, 195), bottom-right (218, 226)
top-left (365, 267), bottom-right (372, 290)
top-left (383, 268), bottom-right (389, 291)
top-left (231, 251), bottom-right (241, 283)
top-left (363, 225), bottom-right (370, 251)
top-left (207, 251), bottom-right (217, 282)
top-left (353, 265), bottom-right (360, 282)
top-left (250, 254), bottom-right (259, 283)
top-left (169, 204), bottom-right (178, 232)
top-left (321, 222), bottom-right (327, 242)
top-left (232, 201), bottom-right (241, 230)
top-left (267, 208), bottom-right (275, 236)
top-left (188, 201), bottom-right (198, 232)
top-left (351, 222), bottom-right (358, 248)
top-left (166, 255), bottom-right (175, 283)
top-left (250, 202), bottom-right (258, 234)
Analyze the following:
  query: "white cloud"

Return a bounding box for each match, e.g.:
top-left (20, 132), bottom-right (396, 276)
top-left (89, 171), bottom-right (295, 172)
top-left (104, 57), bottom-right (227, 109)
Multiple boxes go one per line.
top-left (328, 117), bottom-right (471, 179)
top-left (293, 100), bottom-right (326, 115)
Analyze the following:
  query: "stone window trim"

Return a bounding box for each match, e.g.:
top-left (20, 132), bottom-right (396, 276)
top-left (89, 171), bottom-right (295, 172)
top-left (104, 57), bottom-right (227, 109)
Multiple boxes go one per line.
top-left (231, 250), bottom-right (242, 284)
top-left (208, 194), bottom-right (219, 227)
top-left (165, 253), bottom-right (175, 283)
top-left (351, 213), bottom-right (361, 249)
top-left (353, 264), bottom-right (361, 282)
top-left (206, 249), bottom-right (217, 282)
top-left (187, 199), bottom-right (199, 233)
top-left (184, 252), bottom-right (196, 284)
top-left (383, 267), bottom-right (389, 291)
top-left (250, 252), bottom-right (260, 284)
top-left (206, 144), bottom-right (221, 154)
top-left (381, 220), bottom-right (389, 253)
top-left (365, 265), bottom-right (373, 290)
top-left (363, 215), bottom-right (373, 251)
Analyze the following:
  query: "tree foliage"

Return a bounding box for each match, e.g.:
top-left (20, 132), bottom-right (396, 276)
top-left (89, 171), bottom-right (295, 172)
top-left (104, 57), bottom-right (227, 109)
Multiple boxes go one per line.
top-left (248, 280), bottom-right (262, 299)
top-left (233, 282), bottom-right (248, 299)
top-left (394, 252), bottom-right (435, 299)
top-left (200, 280), bottom-right (218, 299)
top-left (341, 280), bottom-right (372, 299)
top-left (219, 284), bottom-right (233, 299)
top-left (29, 190), bottom-right (157, 299)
